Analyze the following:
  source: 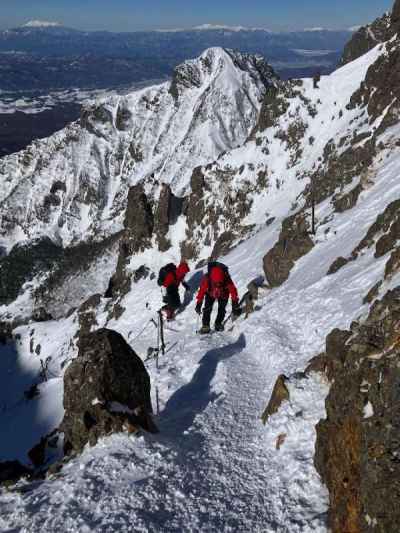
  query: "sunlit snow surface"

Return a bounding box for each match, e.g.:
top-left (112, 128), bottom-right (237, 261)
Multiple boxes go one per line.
top-left (0, 42), bottom-right (400, 531)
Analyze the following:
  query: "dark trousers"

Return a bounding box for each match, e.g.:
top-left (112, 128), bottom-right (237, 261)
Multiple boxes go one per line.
top-left (164, 285), bottom-right (181, 310)
top-left (202, 294), bottom-right (228, 327)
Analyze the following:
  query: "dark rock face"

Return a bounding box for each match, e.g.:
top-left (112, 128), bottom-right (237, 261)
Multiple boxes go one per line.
top-left (124, 184), bottom-right (154, 252)
top-left (107, 184), bottom-right (154, 298)
top-left (263, 212), bottom-right (314, 287)
top-left (261, 375), bottom-right (289, 424)
top-left (181, 166), bottom-right (209, 260)
top-left (0, 461), bottom-right (32, 485)
top-left (107, 182), bottom-right (186, 298)
top-left (62, 328), bottom-right (155, 454)
top-left (385, 247), bottom-right (400, 279)
top-left (340, 13), bottom-right (392, 66)
top-left (349, 31), bottom-right (400, 135)
top-left (327, 256), bottom-right (349, 276)
top-left (154, 183), bottom-right (185, 252)
top-left (314, 288), bottom-right (400, 533)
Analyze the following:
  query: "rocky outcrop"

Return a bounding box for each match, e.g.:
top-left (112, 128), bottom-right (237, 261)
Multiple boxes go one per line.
top-left (263, 212), bottom-right (314, 287)
top-left (327, 198), bottom-right (400, 276)
top-left (333, 183), bottom-right (363, 213)
top-left (261, 375), bottom-right (290, 424)
top-left (107, 184), bottom-right (154, 298)
top-left (308, 139), bottom-right (375, 207)
top-left (393, 0), bottom-right (400, 30)
top-left (314, 288), bottom-right (400, 533)
top-left (348, 26), bottom-right (400, 136)
top-left (385, 247), bottom-right (400, 279)
top-left (62, 329), bottom-right (156, 454)
top-left (154, 183), bottom-right (185, 252)
top-left (340, 13), bottom-right (392, 66)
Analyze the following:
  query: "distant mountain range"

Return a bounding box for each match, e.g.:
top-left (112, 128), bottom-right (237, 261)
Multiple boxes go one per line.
top-left (0, 21), bottom-right (356, 157)
top-left (0, 21), bottom-right (355, 91)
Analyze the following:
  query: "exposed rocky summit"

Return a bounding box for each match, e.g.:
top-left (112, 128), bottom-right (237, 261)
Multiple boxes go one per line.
top-left (62, 328), bottom-right (156, 455)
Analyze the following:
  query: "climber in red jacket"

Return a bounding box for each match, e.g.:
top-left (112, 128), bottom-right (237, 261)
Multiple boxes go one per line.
top-left (158, 261), bottom-right (190, 320)
top-left (195, 262), bottom-right (241, 333)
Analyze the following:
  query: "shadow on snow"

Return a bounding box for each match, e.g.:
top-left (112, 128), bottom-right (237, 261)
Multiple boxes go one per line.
top-left (0, 339), bottom-right (53, 464)
top-left (159, 333), bottom-right (246, 440)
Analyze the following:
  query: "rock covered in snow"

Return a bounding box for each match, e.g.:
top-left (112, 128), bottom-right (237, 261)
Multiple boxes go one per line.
top-left (61, 328), bottom-right (156, 454)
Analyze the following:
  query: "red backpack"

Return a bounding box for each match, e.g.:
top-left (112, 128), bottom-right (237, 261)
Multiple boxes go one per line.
top-left (208, 263), bottom-right (228, 299)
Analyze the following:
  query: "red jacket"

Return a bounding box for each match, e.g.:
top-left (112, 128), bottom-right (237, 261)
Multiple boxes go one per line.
top-left (196, 274), bottom-right (239, 303)
top-left (163, 262), bottom-right (190, 288)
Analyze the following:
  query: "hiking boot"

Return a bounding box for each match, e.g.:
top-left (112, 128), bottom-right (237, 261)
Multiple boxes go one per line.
top-left (199, 325), bottom-right (211, 334)
top-left (215, 322), bottom-right (224, 332)
top-left (162, 306), bottom-right (175, 321)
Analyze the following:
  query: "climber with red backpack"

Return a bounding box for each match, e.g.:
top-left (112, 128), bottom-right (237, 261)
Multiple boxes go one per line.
top-left (158, 261), bottom-right (190, 320)
top-left (195, 262), bottom-right (241, 334)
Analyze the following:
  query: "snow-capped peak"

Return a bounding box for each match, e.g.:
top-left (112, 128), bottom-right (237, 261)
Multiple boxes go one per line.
top-left (193, 23), bottom-right (270, 32)
top-left (302, 27), bottom-right (327, 32)
top-left (0, 47), bottom-right (277, 250)
top-left (155, 24), bottom-right (272, 33)
top-left (22, 20), bottom-right (62, 28)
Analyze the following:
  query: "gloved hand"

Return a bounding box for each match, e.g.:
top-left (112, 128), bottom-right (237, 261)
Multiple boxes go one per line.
top-left (183, 281), bottom-right (190, 292)
top-left (232, 301), bottom-right (242, 317)
top-left (195, 302), bottom-right (202, 315)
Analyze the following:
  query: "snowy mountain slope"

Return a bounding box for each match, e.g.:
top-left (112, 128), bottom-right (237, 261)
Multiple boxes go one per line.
top-left (1, 3), bottom-right (400, 531)
top-left (0, 48), bottom-right (276, 251)
top-left (2, 135), bottom-right (400, 529)
top-left (110, 41), bottom-right (389, 288)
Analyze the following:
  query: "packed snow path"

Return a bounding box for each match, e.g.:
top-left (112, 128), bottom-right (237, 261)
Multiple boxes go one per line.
top-left (0, 287), bottom-right (328, 532)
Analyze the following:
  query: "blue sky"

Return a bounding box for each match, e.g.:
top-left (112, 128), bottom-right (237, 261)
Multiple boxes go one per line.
top-left (1, 0), bottom-right (393, 32)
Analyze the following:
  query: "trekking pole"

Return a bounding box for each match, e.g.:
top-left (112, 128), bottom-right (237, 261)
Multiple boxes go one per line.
top-left (155, 313), bottom-right (160, 415)
top-left (158, 310), bottom-right (166, 357)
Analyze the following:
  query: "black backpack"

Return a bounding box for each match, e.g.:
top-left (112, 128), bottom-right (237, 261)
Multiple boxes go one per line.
top-left (157, 263), bottom-right (176, 286)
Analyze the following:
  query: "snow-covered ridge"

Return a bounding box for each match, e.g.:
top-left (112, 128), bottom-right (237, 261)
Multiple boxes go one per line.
top-left (0, 81), bottom-right (163, 115)
top-left (22, 20), bottom-right (62, 28)
top-left (0, 47), bottom-right (277, 251)
top-left (192, 23), bottom-right (271, 32)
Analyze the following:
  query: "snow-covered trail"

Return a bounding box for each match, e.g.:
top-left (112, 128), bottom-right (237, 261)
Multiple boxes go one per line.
top-left (0, 279), bottom-right (329, 533)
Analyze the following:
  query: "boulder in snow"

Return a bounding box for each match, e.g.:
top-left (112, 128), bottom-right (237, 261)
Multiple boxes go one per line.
top-left (61, 328), bottom-right (156, 455)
